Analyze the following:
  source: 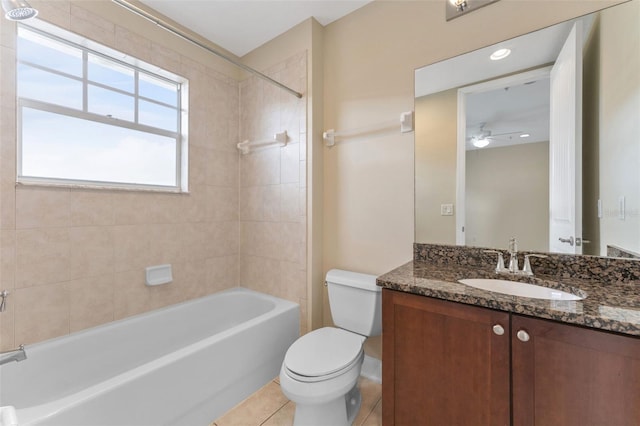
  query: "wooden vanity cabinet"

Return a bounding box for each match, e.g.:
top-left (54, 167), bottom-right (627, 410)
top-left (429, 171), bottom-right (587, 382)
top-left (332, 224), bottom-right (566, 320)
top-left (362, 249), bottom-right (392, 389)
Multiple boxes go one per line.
top-left (382, 289), bottom-right (640, 426)
top-left (512, 314), bottom-right (640, 426)
top-left (382, 289), bottom-right (511, 425)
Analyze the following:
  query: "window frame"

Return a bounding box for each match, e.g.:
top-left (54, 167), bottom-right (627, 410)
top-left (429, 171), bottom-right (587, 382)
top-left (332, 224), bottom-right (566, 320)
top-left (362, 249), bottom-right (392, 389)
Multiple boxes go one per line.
top-left (16, 21), bottom-right (189, 193)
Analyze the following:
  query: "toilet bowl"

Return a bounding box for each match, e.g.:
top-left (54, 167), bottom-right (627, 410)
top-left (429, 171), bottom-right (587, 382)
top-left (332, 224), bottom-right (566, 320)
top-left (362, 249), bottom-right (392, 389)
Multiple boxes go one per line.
top-left (279, 270), bottom-right (381, 426)
top-left (280, 328), bottom-right (365, 425)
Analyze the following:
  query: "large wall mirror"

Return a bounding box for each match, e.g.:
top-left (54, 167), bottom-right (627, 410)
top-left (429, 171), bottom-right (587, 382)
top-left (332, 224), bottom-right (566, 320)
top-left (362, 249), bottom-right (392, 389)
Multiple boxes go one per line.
top-left (415, 0), bottom-right (639, 259)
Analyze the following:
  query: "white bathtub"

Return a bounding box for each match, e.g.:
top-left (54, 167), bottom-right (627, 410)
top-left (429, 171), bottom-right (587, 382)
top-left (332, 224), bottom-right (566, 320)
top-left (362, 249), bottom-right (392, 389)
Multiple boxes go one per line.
top-left (0, 288), bottom-right (299, 426)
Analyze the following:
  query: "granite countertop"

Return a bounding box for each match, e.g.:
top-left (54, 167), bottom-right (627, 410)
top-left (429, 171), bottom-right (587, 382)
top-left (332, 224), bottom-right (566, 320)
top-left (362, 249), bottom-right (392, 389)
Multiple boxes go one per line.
top-left (377, 260), bottom-right (640, 337)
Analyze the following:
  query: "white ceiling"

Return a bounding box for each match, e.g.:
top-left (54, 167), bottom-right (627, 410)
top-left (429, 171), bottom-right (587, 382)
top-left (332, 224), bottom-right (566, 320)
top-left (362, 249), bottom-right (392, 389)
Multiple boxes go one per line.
top-left (138, 0), bottom-right (372, 57)
top-left (465, 77), bottom-right (550, 150)
top-left (414, 19), bottom-right (576, 98)
top-left (415, 13), bottom-right (595, 151)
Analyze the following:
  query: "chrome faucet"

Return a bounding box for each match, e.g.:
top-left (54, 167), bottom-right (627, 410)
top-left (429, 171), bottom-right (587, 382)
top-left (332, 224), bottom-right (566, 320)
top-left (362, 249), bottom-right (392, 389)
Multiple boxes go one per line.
top-left (0, 345), bottom-right (27, 366)
top-left (484, 250), bottom-right (507, 274)
top-left (508, 237), bottom-right (519, 273)
top-left (0, 290), bottom-right (8, 312)
top-left (485, 238), bottom-right (547, 277)
top-left (522, 254), bottom-right (548, 276)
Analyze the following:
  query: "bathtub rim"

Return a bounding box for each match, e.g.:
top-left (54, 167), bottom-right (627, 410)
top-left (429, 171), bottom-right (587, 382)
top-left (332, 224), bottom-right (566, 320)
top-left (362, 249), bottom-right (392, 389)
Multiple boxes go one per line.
top-left (1, 287), bottom-right (300, 425)
top-left (7, 286), bottom-right (296, 354)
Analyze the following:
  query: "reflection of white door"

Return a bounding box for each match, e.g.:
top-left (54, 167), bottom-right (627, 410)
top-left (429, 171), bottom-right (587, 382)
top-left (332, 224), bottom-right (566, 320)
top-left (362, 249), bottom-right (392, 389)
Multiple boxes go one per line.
top-left (549, 22), bottom-right (582, 254)
top-left (456, 68), bottom-right (551, 247)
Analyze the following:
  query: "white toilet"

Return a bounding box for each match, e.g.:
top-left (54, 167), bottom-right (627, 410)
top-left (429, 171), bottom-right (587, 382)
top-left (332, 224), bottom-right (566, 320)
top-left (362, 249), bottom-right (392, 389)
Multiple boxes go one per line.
top-left (279, 269), bottom-right (382, 426)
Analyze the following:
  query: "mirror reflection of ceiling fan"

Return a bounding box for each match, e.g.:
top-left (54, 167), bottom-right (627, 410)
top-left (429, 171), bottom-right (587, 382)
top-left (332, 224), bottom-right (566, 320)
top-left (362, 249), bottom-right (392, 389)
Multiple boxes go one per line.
top-left (469, 123), bottom-right (526, 148)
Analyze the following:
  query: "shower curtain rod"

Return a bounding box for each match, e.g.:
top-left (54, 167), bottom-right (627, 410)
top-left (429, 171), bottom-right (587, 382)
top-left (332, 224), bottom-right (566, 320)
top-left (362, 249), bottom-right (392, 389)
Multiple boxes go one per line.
top-left (111, 0), bottom-right (303, 99)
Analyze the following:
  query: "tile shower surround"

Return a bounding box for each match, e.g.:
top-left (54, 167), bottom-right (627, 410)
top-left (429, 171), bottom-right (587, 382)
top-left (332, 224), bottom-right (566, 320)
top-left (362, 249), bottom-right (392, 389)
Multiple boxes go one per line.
top-left (239, 51), bottom-right (308, 334)
top-left (0, 0), bottom-right (307, 350)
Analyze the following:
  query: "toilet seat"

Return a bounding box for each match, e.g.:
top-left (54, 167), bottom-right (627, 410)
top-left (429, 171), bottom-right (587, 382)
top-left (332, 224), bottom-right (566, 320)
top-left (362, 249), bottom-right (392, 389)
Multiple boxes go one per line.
top-left (284, 327), bottom-right (365, 383)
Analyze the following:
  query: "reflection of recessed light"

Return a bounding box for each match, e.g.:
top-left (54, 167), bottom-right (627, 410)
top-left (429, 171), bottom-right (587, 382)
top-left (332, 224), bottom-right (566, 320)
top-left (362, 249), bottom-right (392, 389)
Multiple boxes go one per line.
top-left (520, 133), bottom-right (530, 138)
top-left (473, 138), bottom-right (490, 148)
top-left (490, 48), bottom-right (511, 60)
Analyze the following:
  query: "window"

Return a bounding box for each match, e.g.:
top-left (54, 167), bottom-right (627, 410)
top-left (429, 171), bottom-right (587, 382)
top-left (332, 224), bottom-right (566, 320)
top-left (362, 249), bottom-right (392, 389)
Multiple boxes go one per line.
top-left (17, 23), bottom-right (188, 191)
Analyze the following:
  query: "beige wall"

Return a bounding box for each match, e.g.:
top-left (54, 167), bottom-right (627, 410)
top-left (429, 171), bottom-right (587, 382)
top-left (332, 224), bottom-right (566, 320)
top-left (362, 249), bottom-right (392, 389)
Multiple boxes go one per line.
top-left (582, 15), bottom-right (602, 256)
top-left (0, 0), bottom-right (627, 352)
top-left (322, 0), bottom-right (620, 357)
top-left (322, 0), bottom-right (618, 275)
top-left (583, 1), bottom-right (639, 257)
top-left (415, 89), bottom-right (458, 245)
top-left (1, 1), bottom-right (239, 350)
top-left (415, 91), bottom-right (550, 252)
top-left (0, 2), bottom-right (320, 350)
top-left (240, 18), bottom-right (325, 333)
top-left (237, 51), bottom-right (308, 334)
top-left (466, 142), bottom-right (549, 251)
top-left (599, 0), bottom-right (640, 255)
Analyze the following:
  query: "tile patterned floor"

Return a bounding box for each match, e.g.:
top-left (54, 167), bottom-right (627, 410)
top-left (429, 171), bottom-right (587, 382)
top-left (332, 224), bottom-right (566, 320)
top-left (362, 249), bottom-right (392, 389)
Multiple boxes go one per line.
top-left (211, 377), bottom-right (382, 426)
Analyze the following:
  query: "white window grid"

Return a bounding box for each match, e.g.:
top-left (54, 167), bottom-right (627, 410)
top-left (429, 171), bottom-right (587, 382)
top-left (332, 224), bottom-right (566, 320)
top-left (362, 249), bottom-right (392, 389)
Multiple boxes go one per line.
top-left (16, 23), bottom-right (187, 192)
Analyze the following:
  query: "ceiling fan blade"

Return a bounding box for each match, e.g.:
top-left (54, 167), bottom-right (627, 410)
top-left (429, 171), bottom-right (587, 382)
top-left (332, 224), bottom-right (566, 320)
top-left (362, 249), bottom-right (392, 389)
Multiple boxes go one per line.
top-left (487, 130), bottom-right (524, 139)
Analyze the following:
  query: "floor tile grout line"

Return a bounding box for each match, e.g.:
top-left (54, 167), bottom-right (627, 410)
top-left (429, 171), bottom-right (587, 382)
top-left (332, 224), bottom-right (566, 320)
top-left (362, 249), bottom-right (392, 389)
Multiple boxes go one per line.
top-left (259, 400), bottom-right (291, 426)
top-left (359, 396), bottom-right (382, 426)
top-left (215, 377), bottom-right (381, 426)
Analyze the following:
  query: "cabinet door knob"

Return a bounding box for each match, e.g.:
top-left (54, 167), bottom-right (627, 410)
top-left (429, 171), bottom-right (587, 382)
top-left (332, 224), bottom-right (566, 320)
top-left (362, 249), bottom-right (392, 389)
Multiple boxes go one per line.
top-left (492, 324), bottom-right (505, 336)
top-left (517, 330), bottom-right (530, 342)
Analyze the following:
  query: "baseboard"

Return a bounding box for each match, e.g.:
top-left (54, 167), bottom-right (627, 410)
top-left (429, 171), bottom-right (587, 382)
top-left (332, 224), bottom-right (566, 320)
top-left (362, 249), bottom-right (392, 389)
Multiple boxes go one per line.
top-left (360, 354), bottom-right (382, 384)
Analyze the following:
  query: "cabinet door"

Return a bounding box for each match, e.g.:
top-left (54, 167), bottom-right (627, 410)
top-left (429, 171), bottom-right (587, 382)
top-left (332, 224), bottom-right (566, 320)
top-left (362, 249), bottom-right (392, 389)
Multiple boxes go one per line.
top-left (382, 289), bottom-right (510, 426)
top-left (512, 315), bottom-right (640, 426)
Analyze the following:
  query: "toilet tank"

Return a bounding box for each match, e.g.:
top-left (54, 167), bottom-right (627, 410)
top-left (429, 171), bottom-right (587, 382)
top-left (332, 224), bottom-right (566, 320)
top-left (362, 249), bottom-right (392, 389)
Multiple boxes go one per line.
top-left (326, 269), bottom-right (382, 337)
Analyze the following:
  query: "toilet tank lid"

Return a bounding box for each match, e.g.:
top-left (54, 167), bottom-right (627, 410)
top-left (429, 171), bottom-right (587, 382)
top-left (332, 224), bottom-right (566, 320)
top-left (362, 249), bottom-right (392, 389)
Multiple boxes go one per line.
top-left (325, 269), bottom-right (381, 292)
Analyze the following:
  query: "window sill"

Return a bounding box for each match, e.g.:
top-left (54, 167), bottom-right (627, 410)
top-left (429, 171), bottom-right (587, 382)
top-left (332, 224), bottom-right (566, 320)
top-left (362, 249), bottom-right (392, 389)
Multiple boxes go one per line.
top-left (16, 179), bottom-right (189, 195)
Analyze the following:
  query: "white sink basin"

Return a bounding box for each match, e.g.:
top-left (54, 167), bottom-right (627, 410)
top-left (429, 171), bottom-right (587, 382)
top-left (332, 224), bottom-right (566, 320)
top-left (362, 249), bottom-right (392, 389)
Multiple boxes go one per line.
top-left (458, 278), bottom-right (584, 301)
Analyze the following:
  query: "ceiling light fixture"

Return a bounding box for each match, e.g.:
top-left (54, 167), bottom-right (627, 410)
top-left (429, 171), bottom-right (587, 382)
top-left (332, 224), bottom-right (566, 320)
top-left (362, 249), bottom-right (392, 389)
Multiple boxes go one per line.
top-left (446, 0), bottom-right (500, 21)
top-left (520, 133), bottom-right (530, 138)
top-left (449, 0), bottom-right (468, 12)
top-left (490, 48), bottom-right (511, 61)
top-left (1, 0), bottom-right (37, 20)
top-left (473, 138), bottom-right (490, 148)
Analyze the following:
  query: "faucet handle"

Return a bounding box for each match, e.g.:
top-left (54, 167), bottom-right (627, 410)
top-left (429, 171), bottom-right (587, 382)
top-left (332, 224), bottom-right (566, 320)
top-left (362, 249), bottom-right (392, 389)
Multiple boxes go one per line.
top-left (522, 254), bottom-right (548, 276)
top-left (0, 290), bottom-right (8, 313)
top-left (484, 250), bottom-right (506, 273)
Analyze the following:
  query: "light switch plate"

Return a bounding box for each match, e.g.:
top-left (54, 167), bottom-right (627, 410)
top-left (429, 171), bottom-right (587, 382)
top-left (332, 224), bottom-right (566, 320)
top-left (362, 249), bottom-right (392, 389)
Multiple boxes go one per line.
top-left (441, 204), bottom-right (454, 216)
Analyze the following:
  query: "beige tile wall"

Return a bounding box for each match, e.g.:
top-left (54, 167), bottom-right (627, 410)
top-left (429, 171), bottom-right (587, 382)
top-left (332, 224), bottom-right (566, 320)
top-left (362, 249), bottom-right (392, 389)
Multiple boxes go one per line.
top-left (239, 52), bottom-right (308, 333)
top-left (0, 1), bottom-right (241, 350)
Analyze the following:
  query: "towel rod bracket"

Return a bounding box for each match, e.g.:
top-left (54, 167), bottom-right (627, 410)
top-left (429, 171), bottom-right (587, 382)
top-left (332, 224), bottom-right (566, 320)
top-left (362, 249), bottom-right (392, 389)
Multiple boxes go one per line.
top-left (323, 129), bottom-right (336, 147)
